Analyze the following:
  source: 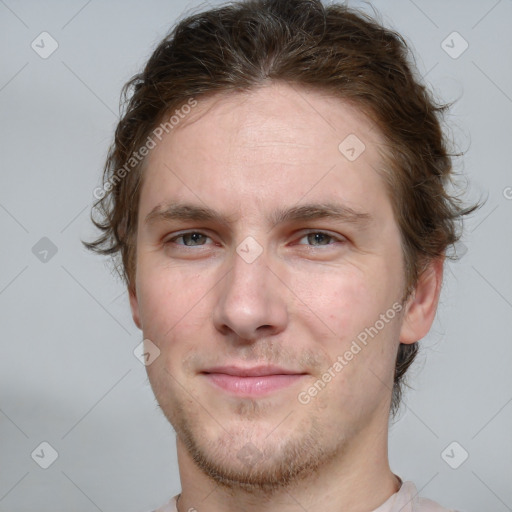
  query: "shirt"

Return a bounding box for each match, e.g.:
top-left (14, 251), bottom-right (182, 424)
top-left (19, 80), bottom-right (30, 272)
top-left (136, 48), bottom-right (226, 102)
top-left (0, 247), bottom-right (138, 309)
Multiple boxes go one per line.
top-left (150, 480), bottom-right (458, 512)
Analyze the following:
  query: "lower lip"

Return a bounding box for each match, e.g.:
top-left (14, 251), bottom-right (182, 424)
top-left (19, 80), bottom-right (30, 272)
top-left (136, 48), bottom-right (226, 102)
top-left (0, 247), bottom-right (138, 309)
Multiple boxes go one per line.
top-left (203, 373), bottom-right (306, 396)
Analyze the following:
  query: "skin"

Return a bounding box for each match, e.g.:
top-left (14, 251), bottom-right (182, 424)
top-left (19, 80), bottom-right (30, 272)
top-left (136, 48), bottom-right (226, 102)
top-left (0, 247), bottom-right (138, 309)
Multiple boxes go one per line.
top-left (129, 82), bottom-right (443, 512)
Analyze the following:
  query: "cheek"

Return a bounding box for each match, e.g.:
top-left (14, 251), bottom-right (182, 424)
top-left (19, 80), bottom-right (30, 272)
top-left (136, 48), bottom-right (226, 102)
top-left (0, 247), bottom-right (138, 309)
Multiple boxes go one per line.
top-left (288, 262), bottom-right (401, 387)
top-left (136, 262), bottom-right (210, 341)
top-left (288, 264), bottom-right (383, 339)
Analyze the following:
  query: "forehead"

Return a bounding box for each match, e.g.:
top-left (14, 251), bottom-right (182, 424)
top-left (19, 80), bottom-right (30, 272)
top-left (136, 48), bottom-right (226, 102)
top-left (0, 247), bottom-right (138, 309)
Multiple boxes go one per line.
top-left (139, 82), bottom-right (391, 223)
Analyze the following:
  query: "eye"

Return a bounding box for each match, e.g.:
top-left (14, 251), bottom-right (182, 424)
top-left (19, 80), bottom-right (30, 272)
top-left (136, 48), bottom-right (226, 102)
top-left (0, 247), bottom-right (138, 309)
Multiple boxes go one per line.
top-left (296, 231), bottom-right (344, 247)
top-left (165, 231), bottom-right (211, 247)
top-left (163, 230), bottom-right (345, 249)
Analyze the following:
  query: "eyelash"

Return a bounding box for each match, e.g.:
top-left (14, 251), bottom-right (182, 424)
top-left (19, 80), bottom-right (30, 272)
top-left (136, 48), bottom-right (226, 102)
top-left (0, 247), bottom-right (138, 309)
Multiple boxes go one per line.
top-left (164, 230), bottom-right (346, 248)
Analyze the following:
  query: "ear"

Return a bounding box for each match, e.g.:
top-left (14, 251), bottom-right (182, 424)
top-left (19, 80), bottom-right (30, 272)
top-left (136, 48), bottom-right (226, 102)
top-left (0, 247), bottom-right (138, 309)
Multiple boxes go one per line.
top-left (399, 257), bottom-right (444, 344)
top-left (129, 286), bottom-right (142, 330)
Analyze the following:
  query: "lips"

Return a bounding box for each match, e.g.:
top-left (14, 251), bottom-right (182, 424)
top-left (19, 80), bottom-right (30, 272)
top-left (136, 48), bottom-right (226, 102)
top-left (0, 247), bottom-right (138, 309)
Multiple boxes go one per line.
top-left (201, 365), bottom-right (307, 396)
top-left (202, 365), bottom-right (302, 377)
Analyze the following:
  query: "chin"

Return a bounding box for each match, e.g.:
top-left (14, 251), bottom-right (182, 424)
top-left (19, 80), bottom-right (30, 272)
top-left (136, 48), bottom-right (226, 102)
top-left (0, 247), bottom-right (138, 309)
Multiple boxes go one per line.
top-left (169, 397), bottom-right (346, 495)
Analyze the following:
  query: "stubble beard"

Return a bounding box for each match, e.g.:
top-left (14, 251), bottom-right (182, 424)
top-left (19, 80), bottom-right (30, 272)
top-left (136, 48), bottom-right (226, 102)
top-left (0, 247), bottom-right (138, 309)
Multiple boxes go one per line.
top-left (163, 393), bottom-right (346, 497)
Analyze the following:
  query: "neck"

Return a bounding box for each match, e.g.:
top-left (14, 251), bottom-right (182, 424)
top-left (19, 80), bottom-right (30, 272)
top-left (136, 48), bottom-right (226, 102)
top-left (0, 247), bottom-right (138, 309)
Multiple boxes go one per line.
top-left (175, 420), bottom-right (399, 512)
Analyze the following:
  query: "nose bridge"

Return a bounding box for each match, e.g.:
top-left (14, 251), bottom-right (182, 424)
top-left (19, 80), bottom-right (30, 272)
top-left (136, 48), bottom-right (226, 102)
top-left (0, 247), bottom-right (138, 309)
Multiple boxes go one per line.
top-left (213, 243), bottom-right (288, 339)
top-left (231, 244), bottom-right (268, 295)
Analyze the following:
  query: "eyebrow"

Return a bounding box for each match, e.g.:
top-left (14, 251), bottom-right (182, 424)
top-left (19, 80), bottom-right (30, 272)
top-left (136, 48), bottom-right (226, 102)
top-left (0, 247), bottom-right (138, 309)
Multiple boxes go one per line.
top-left (144, 202), bottom-right (372, 229)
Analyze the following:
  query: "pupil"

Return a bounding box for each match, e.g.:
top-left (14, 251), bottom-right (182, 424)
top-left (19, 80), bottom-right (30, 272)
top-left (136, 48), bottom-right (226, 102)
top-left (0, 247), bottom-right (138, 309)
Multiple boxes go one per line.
top-left (310, 233), bottom-right (328, 245)
top-left (186, 233), bottom-right (203, 245)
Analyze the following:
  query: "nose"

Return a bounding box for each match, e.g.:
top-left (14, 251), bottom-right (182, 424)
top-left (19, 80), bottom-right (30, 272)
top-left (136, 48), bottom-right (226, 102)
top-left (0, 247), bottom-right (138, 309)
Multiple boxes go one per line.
top-left (212, 247), bottom-right (288, 343)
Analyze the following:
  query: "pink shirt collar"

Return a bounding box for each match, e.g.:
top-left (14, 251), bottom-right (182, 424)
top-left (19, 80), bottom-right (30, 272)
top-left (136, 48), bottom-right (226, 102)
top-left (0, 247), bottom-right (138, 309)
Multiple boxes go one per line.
top-left (153, 479), bottom-right (453, 512)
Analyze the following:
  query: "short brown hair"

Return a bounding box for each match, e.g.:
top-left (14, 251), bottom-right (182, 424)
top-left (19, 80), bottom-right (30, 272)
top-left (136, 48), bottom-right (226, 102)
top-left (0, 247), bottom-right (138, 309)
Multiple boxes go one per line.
top-left (84, 0), bottom-right (477, 414)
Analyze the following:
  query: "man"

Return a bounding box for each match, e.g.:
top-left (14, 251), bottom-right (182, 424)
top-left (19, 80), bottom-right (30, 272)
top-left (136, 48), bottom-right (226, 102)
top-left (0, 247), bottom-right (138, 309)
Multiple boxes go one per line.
top-left (85, 0), bottom-right (475, 510)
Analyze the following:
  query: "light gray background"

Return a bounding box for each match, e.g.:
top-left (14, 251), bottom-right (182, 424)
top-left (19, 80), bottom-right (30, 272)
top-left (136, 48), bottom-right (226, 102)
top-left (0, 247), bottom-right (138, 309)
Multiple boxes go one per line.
top-left (1, 1), bottom-right (511, 511)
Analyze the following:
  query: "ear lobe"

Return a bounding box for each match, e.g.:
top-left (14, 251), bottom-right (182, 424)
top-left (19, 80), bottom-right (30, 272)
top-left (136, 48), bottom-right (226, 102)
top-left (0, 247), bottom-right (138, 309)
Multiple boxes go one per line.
top-left (129, 286), bottom-right (142, 330)
top-left (399, 258), bottom-right (444, 344)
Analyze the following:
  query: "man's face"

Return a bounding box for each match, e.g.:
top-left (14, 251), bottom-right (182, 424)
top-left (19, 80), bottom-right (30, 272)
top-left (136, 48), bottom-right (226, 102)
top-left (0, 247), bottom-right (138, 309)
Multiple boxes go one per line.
top-left (130, 82), bottom-right (411, 490)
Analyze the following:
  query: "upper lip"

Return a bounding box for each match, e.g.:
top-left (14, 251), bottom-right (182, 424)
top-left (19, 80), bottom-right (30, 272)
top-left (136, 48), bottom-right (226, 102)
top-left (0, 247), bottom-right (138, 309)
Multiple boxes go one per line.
top-left (201, 365), bottom-right (306, 377)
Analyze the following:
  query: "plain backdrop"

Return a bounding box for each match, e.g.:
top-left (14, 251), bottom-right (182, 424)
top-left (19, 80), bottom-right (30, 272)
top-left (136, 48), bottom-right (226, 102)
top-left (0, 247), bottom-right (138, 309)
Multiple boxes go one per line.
top-left (1, 1), bottom-right (511, 511)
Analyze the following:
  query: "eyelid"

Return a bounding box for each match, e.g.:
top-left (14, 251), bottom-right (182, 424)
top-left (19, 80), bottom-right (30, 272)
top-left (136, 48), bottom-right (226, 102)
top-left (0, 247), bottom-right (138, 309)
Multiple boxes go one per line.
top-left (163, 230), bottom-right (214, 245)
top-left (294, 229), bottom-right (347, 245)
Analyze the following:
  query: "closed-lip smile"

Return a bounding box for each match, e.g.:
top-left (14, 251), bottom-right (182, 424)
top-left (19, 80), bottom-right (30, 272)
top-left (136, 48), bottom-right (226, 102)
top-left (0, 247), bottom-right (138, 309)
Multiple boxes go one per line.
top-left (201, 365), bottom-right (307, 396)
